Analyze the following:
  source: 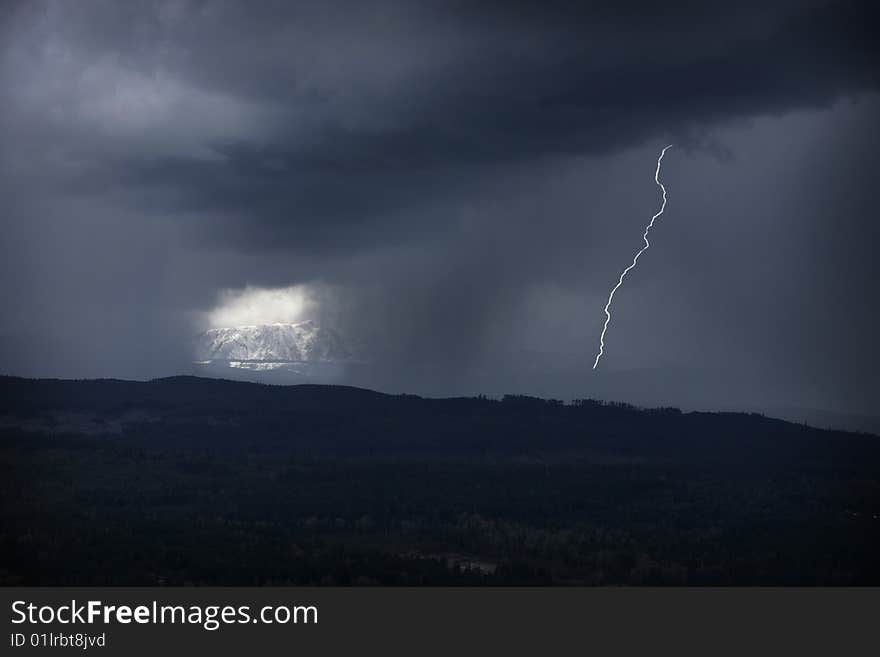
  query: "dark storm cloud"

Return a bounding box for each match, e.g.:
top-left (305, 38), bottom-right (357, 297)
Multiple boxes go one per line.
top-left (0, 1), bottom-right (878, 417)
top-left (3, 0), bottom-right (877, 250)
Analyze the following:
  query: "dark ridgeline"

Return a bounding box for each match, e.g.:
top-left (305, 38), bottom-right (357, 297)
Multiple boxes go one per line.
top-left (1, 375), bottom-right (877, 585)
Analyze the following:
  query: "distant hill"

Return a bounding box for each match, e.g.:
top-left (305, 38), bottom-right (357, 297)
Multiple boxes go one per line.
top-left (0, 374), bottom-right (875, 450)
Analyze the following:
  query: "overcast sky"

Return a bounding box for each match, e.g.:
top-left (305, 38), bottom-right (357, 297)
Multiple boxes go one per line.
top-left (1, 0), bottom-right (878, 415)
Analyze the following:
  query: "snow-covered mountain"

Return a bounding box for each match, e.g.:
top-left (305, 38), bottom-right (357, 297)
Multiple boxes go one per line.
top-left (196, 320), bottom-right (351, 364)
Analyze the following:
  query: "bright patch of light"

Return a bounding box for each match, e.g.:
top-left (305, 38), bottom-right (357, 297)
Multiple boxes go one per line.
top-left (206, 285), bottom-right (314, 328)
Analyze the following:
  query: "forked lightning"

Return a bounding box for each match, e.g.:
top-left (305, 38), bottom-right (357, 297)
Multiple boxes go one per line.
top-left (593, 145), bottom-right (672, 369)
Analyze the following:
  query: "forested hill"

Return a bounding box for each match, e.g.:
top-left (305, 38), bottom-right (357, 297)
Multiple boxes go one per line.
top-left (1, 375), bottom-right (878, 585)
top-left (0, 375), bottom-right (874, 458)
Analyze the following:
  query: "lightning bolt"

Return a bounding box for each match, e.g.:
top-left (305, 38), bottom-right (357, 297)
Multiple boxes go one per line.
top-left (593, 144), bottom-right (673, 370)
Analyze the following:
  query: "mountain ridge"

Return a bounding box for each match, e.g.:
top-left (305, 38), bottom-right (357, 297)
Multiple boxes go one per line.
top-left (195, 320), bottom-right (351, 364)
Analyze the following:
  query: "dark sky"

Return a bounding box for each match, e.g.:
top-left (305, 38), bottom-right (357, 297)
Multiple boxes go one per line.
top-left (1, 0), bottom-right (878, 416)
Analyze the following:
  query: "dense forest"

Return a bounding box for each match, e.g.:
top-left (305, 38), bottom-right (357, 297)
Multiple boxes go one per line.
top-left (1, 375), bottom-right (877, 585)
